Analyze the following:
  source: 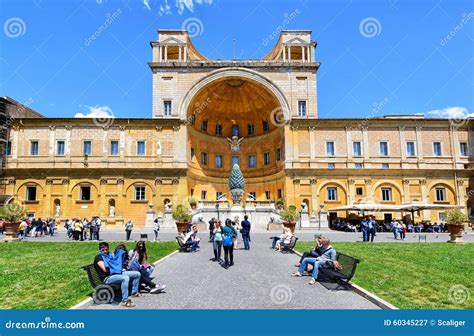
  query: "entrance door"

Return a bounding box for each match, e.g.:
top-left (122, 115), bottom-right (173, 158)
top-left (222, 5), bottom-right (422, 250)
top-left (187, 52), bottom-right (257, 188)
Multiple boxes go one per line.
top-left (383, 213), bottom-right (392, 223)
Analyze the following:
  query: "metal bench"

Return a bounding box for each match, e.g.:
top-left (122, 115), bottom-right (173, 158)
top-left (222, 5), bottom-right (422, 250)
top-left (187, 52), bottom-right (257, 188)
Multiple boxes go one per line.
top-left (176, 237), bottom-right (192, 252)
top-left (319, 252), bottom-right (360, 286)
top-left (140, 233), bottom-right (148, 240)
top-left (81, 264), bottom-right (120, 304)
top-left (280, 236), bottom-right (298, 253)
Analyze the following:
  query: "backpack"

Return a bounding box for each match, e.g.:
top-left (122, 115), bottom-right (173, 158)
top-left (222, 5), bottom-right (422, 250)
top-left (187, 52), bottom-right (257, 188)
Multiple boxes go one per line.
top-left (223, 233), bottom-right (233, 247)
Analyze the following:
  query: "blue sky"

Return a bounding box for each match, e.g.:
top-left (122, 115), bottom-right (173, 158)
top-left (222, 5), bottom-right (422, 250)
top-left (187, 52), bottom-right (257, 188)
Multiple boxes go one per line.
top-left (0, 0), bottom-right (473, 120)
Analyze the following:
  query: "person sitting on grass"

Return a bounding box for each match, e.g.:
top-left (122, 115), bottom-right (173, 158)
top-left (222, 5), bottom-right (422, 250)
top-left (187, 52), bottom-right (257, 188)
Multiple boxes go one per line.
top-left (292, 237), bottom-right (337, 285)
top-left (275, 227), bottom-right (293, 252)
top-left (94, 242), bottom-right (141, 307)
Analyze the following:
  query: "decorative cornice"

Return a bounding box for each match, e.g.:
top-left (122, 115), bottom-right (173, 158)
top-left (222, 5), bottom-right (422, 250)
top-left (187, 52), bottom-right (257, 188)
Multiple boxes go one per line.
top-left (62, 179), bottom-right (69, 185)
top-left (172, 178), bottom-right (179, 185)
top-left (310, 179), bottom-right (317, 185)
top-left (116, 179), bottom-right (124, 185)
top-left (49, 125), bottom-right (56, 131)
top-left (46, 179), bottom-right (53, 185)
top-left (119, 125), bottom-right (126, 131)
top-left (419, 179), bottom-right (427, 185)
top-left (364, 178), bottom-right (372, 185)
top-left (348, 179), bottom-right (355, 185)
top-left (402, 179), bottom-right (410, 185)
top-left (155, 126), bottom-right (163, 131)
top-left (155, 178), bottom-right (162, 185)
top-left (293, 179), bottom-right (300, 185)
top-left (100, 179), bottom-right (108, 185)
top-left (457, 179), bottom-right (465, 186)
top-left (65, 125), bottom-right (73, 131)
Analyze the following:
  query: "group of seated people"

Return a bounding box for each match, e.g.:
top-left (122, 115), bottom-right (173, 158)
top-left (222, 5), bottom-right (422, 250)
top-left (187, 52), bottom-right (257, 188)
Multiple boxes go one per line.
top-left (291, 236), bottom-right (337, 285)
top-left (93, 241), bottom-right (166, 307)
top-left (270, 226), bottom-right (293, 252)
top-left (332, 220), bottom-right (358, 232)
top-left (177, 225), bottom-right (201, 252)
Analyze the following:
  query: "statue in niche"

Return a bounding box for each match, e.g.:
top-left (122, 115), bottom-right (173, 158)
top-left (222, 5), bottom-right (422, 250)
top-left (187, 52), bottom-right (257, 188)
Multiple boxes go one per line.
top-left (109, 205), bottom-right (115, 217)
top-left (226, 136), bottom-right (244, 152)
top-left (156, 141), bottom-right (162, 156)
top-left (55, 204), bottom-right (61, 217)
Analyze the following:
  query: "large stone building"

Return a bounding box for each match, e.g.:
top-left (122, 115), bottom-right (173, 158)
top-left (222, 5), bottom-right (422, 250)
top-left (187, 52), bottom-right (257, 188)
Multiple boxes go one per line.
top-left (2, 30), bottom-right (473, 228)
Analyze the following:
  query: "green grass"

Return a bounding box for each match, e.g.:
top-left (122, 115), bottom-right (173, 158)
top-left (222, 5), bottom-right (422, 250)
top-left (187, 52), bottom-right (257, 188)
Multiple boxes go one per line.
top-left (0, 241), bottom-right (178, 309)
top-left (295, 242), bottom-right (473, 309)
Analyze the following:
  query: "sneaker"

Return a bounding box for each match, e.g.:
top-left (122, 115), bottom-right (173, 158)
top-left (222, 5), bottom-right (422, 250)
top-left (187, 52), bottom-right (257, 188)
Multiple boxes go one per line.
top-left (131, 292), bottom-right (143, 298)
top-left (229, 262), bottom-right (234, 267)
top-left (150, 285), bottom-right (166, 293)
top-left (294, 263), bottom-right (301, 267)
top-left (291, 272), bottom-right (302, 277)
top-left (309, 278), bottom-right (316, 285)
top-left (302, 271), bottom-right (310, 276)
top-left (120, 299), bottom-right (136, 307)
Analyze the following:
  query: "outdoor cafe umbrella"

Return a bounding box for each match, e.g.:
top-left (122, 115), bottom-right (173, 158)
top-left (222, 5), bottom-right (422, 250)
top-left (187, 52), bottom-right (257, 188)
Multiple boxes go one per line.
top-left (398, 202), bottom-right (462, 223)
top-left (330, 202), bottom-right (402, 214)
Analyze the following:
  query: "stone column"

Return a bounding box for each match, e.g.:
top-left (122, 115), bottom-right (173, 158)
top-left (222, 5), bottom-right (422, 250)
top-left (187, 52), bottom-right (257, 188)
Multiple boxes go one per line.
top-left (155, 179), bottom-right (162, 213)
top-left (348, 179), bottom-right (355, 205)
top-left (11, 125), bottom-right (19, 161)
top-left (119, 126), bottom-right (126, 159)
top-left (399, 126), bottom-right (406, 162)
top-left (419, 179), bottom-right (429, 219)
top-left (362, 126), bottom-right (370, 167)
top-left (178, 46), bottom-right (182, 62)
top-left (183, 47), bottom-right (187, 62)
top-left (282, 45), bottom-right (286, 61)
top-left (164, 46), bottom-right (168, 62)
top-left (288, 46), bottom-right (291, 61)
top-left (44, 179), bottom-right (53, 217)
top-left (451, 126), bottom-right (459, 168)
top-left (456, 179), bottom-right (467, 207)
top-left (49, 125), bottom-right (55, 160)
top-left (301, 45), bottom-right (305, 62)
top-left (291, 126), bottom-right (299, 158)
top-left (345, 126), bottom-right (352, 160)
top-left (310, 179), bottom-right (318, 212)
top-left (365, 179), bottom-right (373, 200)
top-left (309, 126), bottom-right (316, 160)
top-left (415, 126), bottom-right (423, 167)
top-left (159, 46), bottom-right (163, 62)
top-left (402, 179), bottom-right (410, 203)
top-left (116, 179), bottom-right (125, 228)
top-left (62, 179), bottom-right (71, 221)
top-left (99, 179), bottom-right (107, 219)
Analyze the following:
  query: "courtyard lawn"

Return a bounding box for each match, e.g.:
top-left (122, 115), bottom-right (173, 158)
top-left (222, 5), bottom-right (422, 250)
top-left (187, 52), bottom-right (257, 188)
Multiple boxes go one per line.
top-left (0, 241), bottom-right (178, 309)
top-left (296, 242), bottom-right (474, 309)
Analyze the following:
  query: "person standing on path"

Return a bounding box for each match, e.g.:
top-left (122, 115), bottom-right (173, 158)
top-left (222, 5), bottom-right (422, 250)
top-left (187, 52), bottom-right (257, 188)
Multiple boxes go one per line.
top-left (208, 218), bottom-right (216, 242)
top-left (367, 216), bottom-right (376, 242)
top-left (360, 217), bottom-right (369, 242)
top-left (153, 218), bottom-right (160, 242)
top-left (222, 219), bottom-right (237, 269)
top-left (125, 220), bottom-right (133, 241)
top-left (211, 220), bottom-right (223, 262)
top-left (240, 215), bottom-right (251, 250)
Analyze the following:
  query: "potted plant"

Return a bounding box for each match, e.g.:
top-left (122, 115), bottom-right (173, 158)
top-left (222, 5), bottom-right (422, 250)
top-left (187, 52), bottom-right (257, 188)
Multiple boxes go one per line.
top-left (189, 197), bottom-right (198, 210)
top-left (172, 203), bottom-right (193, 233)
top-left (0, 201), bottom-right (26, 241)
top-left (279, 204), bottom-right (299, 233)
top-left (446, 208), bottom-right (468, 243)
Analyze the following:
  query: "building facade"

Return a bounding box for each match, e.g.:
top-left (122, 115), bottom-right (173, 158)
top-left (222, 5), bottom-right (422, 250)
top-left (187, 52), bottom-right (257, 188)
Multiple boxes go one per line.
top-left (2, 30), bottom-right (473, 227)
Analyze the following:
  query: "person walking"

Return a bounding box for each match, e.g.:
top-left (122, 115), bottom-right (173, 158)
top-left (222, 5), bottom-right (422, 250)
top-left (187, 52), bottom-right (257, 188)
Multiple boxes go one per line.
top-left (153, 218), bottom-right (160, 242)
top-left (391, 219), bottom-right (398, 239)
top-left (360, 217), bottom-right (369, 242)
top-left (73, 218), bottom-right (82, 241)
top-left (208, 218), bottom-right (216, 242)
top-left (240, 215), bottom-right (251, 250)
top-left (367, 216), bottom-right (376, 242)
top-left (125, 220), bottom-right (133, 241)
top-left (95, 216), bottom-right (102, 240)
top-left (222, 219), bottom-right (237, 269)
top-left (211, 220), bottom-right (223, 263)
top-left (400, 221), bottom-right (407, 240)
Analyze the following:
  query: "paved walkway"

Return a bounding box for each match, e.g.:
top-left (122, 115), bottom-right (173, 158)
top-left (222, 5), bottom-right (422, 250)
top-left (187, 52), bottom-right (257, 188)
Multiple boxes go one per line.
top-left (88, 234), bottom-right (379, 309)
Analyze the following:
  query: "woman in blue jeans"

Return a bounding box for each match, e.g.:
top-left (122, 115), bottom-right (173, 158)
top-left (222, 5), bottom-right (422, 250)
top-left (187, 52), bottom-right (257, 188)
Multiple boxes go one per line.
top-left (211, 220), bottom-right (223, 262)
top-left (292, 237), bottom-right (336, 285)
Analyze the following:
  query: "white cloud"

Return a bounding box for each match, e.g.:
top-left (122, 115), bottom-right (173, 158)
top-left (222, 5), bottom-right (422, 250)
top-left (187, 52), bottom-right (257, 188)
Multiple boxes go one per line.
top-left (426, 106), bottom-right (473, 119)
top-left (143, 0), bottom-right (151, 11)
top-left (75, 105), bottom-right (115, 119)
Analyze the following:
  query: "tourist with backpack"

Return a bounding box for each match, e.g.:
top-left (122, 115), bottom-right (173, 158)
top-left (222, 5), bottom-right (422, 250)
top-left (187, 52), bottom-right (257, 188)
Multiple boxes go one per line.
top-left (222, 218), bottom-right (238, 269)
top-left (125, 220), bottom-right (133, 241)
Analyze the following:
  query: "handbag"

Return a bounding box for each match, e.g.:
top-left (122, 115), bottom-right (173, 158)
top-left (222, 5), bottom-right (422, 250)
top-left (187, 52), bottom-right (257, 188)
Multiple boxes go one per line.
top-left (223, 234), bottom-right (233, 247)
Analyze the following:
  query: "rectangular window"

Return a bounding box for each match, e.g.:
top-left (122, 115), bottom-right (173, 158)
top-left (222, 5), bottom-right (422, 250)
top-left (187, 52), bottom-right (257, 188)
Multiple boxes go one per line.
top-left (215, 124), bottom-right (222, 136)
top-left (278, 189), bottom-right (282, 199)
top-left (326, 141), bottom-right (335, 156)
top-left (215, 154), bottom-right (223, 168)
top-left (298, 100), bottom-right (307, 117)
top-left (460, 142), bottom-right (468, 156)
top-left (355, 163), bottom-right (363, 168)
top-left (80, 186), bottom-right (91, 201)
top-left (379, 141), bottom-right (389, 156)
top-left (135, 186), bottom-right (145, 201)
top-left (190, 147), bottom-right (195, 160)
top-left (328, 163), bottom-right (335, 169)
top-left (381, 163), bottom-right (389, 169)
top-left (247, 124), bottom-right (255, 136)
top-left (110, 141), bottom-right (119, 155)
top-left (353, 141), bottom-right (362, 157)
top-left (327, 187), bottom-right (337, 201)
top-left (232, 124), bottom-right (239, 136)
top-left (435, 188), bottom-right (446, 202)
top-left (381, 188), bottom-right (392, 201)
top-left (248, 154), bottom-right (256, 168)
top-left (56, 140), bottom-right (65, 156)
top-left (406, 141), bottom-right (416, 156)
top-left (163, 100), bottom-right (172, 116)
top-left (201, 190), bottom-right (207, 200)
top-left (249, 192), bottom-right (256, 200)
top-left (433, 142), bottom-right (442, 156)
top-left (83, 141), bottom-right (91, 156)
top-left (201, 120), bottom-right (208, 132)
top-left (263, 152), bottom-right (270, 165)
top-left (26, 186), bottom-right (37, 201)
top-left (30, 141), bottom-right (39, 156)
top-left (265, 191), bottom-right (271, 200)
top-left (276, 148), bottom-right (281, 161)
top-left (216, 191), bottom-right (223, 200)
top-left (201, 152), bottom-right (208, 165)
top-left (6, 141), bottom-right (11, 156)
top-left (356, 187), bottom-right (363, 196)
top-left (232, 155), bottom-right (240, 166)
top-left (137, 141), bottom-right (145, 156)
top-left (263, 120), bottom-right (270, 132)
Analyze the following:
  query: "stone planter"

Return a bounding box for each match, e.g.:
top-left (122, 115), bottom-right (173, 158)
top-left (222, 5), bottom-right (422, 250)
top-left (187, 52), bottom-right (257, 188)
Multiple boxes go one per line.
top-left (3, 221), bottom-right (21, 242)
top-left (447, 224), bottom-right (464, 243)
top-left (283, 221), bottom-right (296, 233)
top-left (175, 221), bottom-right (190, 234)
